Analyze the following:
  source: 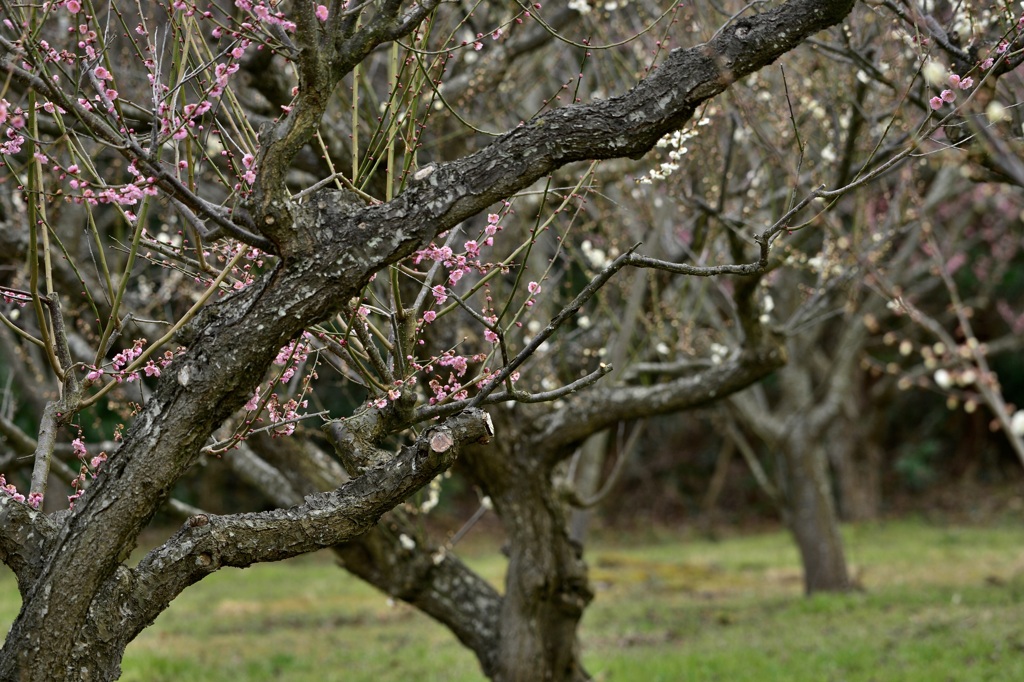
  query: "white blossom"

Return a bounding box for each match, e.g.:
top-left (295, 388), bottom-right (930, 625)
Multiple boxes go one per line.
top-left (1010, 410), bottom-right (1024, 437)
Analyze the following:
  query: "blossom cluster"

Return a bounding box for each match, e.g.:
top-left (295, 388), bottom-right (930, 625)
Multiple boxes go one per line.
top-left (0, 0), bottom-right (280, 209)
top-left (241, 333), bottom-right (316, 437)
top-left (0, 475), bottom-right (38, 508)
top-left (84, 340), bottom-right (182, 384)
top-left (67, 438), bottom-right (108, 508)
top-left (926, 16), bottom-right (1023, 112)
top-left (0, 287), bottom-right (31, 307)
top-left (414, 212), bottom-right (505, 323)
top-left (639, 117), bottom-right (711, 184)
top-left (927, 71), bottom-right (976, 111)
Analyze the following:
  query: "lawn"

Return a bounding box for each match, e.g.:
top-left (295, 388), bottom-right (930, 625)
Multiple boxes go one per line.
top-left (2, 519), bottom-right (1023, 681)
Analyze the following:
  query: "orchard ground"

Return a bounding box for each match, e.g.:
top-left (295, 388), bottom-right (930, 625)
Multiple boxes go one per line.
top-left (3, 505), bottom-right (1023, 681)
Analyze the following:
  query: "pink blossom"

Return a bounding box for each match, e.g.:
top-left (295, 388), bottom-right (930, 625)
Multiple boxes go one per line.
top-left (72, 438), bottom-right (87, 459)
top-left (440, 354), bottom-right (469, 376)
top-left (981, 57), bottom-right (994, 70)
top-left (958, 76), bottom-right (973, 90)
top-left (527, 281), bottom-right (541, 295)
top-left (929, 96), bottom-right (943, 110)
top-left (941, 89), bottom-right (956, 103)
top-left (423, 310), bottom-right (437, 323)
top-left (431, 285), bottom-right (448, 305)
top-left (945, 252), bottom-right (967, 275)
top-left (93, 66), bottom-right (111, 81)
top-left (484, 329), bottom-right (499, 343)
top-left (66, 0), bottom-right (81, 12)
top-left (315, 4), bottom-right (329, 21)
top-left (245, 387), bottom-right (261, 411)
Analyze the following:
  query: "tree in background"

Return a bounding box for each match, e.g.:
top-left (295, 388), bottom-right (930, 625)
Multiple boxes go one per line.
top-left (652, 0), bottom-right (1024, 593)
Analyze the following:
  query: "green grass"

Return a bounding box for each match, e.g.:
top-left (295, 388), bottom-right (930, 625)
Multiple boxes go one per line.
top-left (2, 519), bottom-right (1024, 680)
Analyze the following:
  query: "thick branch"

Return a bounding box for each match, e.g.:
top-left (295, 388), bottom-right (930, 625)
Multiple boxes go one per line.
top-left (126, 408), bottom-right (493, 637)
top-left (0, 496), bottom-right (57, 593)
top-left (531, 342), bottom-right (786, 456)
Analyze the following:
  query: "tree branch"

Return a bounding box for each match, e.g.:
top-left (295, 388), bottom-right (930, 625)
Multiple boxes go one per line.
top-left (0, 496), bottom-right (57, 593)
top-left (126, 408), bottom-right (493, 635)
top-left (531, 341), bottom-right (786, 457)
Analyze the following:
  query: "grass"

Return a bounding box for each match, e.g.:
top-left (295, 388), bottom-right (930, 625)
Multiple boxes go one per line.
top-left (2, 518), bottom-right (1024, 680)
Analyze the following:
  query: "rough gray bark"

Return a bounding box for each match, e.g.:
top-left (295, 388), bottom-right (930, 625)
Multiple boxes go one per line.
top-left (777, 429), bottom-right (852, 593)
top-left (461, 422), bottom-right (594, 682)
top-left (0, 0), bottom-right (857, 678)
top-left (0, 408), bottom-right (492, 681)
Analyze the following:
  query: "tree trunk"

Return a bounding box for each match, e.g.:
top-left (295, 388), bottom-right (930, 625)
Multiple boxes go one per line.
top-left (828, 391), bottom-right (883, 522)
top-left (829, 432), bottom-right (883, 522)
top-left (568, 431), bottom-right (609, 545)
top-left (465, 436), bottom-right (592, 682)
top-left (496, 478), bottom-right (592, 681)
top-left (780, 439), bottom-right (851, 593)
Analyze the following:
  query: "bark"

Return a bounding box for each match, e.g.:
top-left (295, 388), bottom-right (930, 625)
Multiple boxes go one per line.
top-left (568, 432), bottom-right (609, 545)
top-left (775, 357), bottom-right (852, 593)
top-left (779, 437), bottom-right (852, 593)
top-left (461, 329), bottom-right (784, 680)
top-left (463, 430), bottom-right (593, 682)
